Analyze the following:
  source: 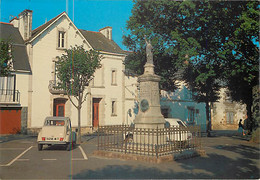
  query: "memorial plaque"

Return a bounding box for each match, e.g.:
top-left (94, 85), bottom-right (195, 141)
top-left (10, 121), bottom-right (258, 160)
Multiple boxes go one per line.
top-left (140, 99), bottom-right (149, 112)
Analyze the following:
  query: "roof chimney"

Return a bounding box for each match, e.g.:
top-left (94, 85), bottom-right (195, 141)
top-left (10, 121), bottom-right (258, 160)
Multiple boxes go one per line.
top-left (10, 17), bottom-right (19, 28)
top-left (99, 26), bottom-right (112, 40)
top-left (11, 9), bottom-right (33, 41)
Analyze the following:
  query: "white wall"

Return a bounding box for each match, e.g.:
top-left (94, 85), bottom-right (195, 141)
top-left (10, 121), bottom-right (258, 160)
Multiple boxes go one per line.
top-left (124, 75), bottom-right (138, 125)
top-left (30, 15), bottom-right (90, 127)
top-left (211, 88), bottom-right (247, 130)
top-left (16, 72), bottom-right (30, 106)
top-left (29, 14), bottom-right (127, 129)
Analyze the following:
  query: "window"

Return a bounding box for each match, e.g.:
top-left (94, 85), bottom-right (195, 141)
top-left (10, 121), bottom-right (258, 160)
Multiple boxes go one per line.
top-left (58, 31), bottom-right (65, 48)
top-left (187, 106), bottom-right (195, 123)
top-left (111, 100), bottom-right (117, 116)
top-left (226, 112), bottom-right (234, 124)
top-left (0, 75), bottom-right (15, 95)
top-left (111, 70), bottom-right (117, 85)
top-left (44, 120), bottom-right (65, 126)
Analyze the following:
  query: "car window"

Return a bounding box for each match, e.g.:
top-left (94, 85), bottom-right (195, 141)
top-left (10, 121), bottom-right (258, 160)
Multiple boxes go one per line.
top-left (177, 121), bottom-right (185, 127)
top-left (44, 120), bottom-right (65, 126)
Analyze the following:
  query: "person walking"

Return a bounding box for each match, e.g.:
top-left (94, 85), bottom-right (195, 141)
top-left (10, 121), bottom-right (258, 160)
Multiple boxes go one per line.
top-left (238, 119), bottom-right (245, 136)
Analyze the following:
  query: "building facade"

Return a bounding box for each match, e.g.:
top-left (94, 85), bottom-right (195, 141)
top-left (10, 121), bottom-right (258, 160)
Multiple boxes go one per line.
top-left (160, 82), bottom-right (207, 132)
top-left (211, 88), bottom-right (247, 130)
top-left (0, 21), bottom-right (31, 134)
top-left (1, 9), bottom-right (138, 134)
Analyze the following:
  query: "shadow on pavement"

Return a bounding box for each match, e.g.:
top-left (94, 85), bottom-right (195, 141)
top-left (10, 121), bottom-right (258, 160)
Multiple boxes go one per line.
top-left (212, 144), bottom-right (259, 160)
top-left (70, 151), bottom-right (259, 179)
top-left (178, 153), bottom-right (259, 179)
top-left (70, 133), bottom-right (259, 179)
top-left (70, 164), bottom-right (208, 179)
top-left (42, 144), bottom-right (79, 151)
top-left (0, 135), bottom-right (36, 144)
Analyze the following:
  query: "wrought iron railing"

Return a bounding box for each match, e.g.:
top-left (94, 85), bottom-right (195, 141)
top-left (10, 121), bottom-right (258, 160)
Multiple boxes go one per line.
top-left (0, 89), bottom-right (20, 104)
top-left (48, 80), bottom-right (66, 94)
top-left (97, 125), bottom-right (201, 158)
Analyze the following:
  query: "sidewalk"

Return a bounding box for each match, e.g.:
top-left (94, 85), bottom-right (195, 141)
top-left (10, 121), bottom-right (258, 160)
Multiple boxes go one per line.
top-left (0, 134), bottom-right (36, 143)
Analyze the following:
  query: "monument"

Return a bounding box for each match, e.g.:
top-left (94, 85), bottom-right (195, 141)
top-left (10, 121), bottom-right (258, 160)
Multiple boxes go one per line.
top-left (133, 37), bottom-right (165, 129)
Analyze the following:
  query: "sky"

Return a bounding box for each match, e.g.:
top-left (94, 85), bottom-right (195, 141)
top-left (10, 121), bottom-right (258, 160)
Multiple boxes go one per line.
top-left (0, 0), bottom-right (133, 50)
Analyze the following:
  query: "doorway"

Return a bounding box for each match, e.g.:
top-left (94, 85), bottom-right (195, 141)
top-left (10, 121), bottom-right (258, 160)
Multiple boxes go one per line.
top-left (53, 98), bottom-right (67, 117)
top-left (92, 98), bottom-right (101, 128)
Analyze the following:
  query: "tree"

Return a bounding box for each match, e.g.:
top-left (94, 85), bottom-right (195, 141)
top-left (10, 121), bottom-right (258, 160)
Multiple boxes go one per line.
top-left (221, 1), bottom-right (259, 132)
top-left (0, 40), bottom-right (12, 76)
top-left (56, 45), bottom-right (101, 143)
top-left (123, 0), bottom-right (259, 135)
top-left (123, 0), bottom-right (200, 92)
top-left (123, 0), bottom-right (223, 135)
top-left (183, 63), bottom-right (221, 135)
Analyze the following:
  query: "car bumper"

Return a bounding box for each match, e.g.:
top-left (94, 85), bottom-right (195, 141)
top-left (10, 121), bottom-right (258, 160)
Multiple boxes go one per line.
top-left (38, 141), bottom-right (68, 145)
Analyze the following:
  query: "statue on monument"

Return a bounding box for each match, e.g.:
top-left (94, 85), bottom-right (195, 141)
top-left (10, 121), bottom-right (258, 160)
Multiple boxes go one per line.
top-left (145, 36), bottom-right (153, 65)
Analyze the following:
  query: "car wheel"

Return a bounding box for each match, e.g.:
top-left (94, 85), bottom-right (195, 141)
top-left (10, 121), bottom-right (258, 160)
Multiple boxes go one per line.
top-left (38, 144), bottom-right (43, 151)
top-left (66, 143), bottom-right (71, 151)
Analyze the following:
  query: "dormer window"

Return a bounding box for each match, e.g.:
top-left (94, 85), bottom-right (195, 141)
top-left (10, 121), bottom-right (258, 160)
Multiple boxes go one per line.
top-left (58, 31), bottom-right (66, 48)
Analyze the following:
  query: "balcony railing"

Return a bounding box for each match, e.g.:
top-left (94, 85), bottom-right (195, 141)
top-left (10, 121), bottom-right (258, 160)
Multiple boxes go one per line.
top-left (48, 80), bottom-right (66, 94)
top-left (0, 89), bottom-right (20, 104)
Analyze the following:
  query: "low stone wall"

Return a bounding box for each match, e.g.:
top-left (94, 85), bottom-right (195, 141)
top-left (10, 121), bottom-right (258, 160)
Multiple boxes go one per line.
top-left (93, 149), bottom-right (206, 163)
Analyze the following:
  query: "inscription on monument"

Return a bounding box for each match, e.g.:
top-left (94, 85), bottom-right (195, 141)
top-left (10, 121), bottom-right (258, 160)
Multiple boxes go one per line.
top-left (140, 82), bottom-right (151, 99)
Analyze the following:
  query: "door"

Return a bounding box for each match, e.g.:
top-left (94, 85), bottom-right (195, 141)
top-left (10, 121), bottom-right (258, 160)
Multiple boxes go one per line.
top-left (53, 99), bottom-right (66, 117)
top-left (92, 98), bottom-right (101, 127)
top-left (0, 107), bottom-right (21, 134)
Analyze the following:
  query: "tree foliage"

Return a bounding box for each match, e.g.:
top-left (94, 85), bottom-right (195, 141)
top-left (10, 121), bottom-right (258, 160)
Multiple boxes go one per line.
top-left (123, 0), bottom-right (259, 133)
top-left (56, 45), bottom-right (101, 142)
top-left (0, 40), bottom-right (12, 76)
top-left (221, 1), bottom-right (259, 125)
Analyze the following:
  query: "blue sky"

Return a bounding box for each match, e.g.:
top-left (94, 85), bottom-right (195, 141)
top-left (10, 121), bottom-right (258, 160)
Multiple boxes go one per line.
top-left (0, 0), bottom-right (133, 50)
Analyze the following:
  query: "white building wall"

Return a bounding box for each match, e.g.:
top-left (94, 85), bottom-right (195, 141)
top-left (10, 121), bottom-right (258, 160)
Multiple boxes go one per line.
top-left (30, 16), bottom-right (90, 128)
top-left (91, 54), bottom-right (125, 126)
top-left (28, 14), bottom-right (128, 130)
top-left (16, 72), bottom-right (30, 106)
top-left (211, 88), bottom-right (247, 130)
top-left (124, 75), bottom-right (138, 125)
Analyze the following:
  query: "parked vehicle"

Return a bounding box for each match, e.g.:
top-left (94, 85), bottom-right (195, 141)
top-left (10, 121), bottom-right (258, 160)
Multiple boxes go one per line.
top-left (165, 118), bottom-right (192, 142)
top-left (37, 117), bottom-right (77, 151)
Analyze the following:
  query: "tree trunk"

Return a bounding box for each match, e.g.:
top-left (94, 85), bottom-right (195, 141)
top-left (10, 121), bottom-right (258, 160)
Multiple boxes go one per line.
top-left (205, 101), bottom-right (211, 137)
top-left (77, 107), bottom-right (81, 144)
top-left (246, 101), bottom-right (253, 133)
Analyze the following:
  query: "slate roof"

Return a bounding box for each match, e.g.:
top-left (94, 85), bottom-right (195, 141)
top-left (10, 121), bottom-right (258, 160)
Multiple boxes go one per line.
top-left (0, 22), bottom-right (31, 72)
top-left (28, 11), bottom-right (126, 55)
top-left (30, 12), bottom-right (64, 41)
top-left (79, 29), bottom-right (126, 55)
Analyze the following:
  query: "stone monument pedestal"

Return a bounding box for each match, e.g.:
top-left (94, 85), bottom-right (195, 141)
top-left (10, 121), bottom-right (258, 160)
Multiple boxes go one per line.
top-left (134, 63), bottom-right (165, 129)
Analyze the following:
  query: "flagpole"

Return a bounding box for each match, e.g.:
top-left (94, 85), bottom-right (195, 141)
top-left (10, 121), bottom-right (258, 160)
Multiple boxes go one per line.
top-left (73, 0), bottom-right (75, 22)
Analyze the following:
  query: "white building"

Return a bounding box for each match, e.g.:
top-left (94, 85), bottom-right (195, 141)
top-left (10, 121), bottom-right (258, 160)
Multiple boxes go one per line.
top-left (211, 88), bottom-right (247, 130)
top-left (3, 9), bottom-right (137, 134)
